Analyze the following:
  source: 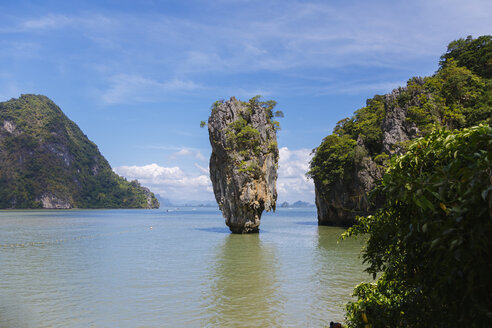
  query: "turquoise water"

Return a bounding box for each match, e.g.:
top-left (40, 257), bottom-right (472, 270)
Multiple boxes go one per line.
top-left (0, 208), bottom-right (369, 327)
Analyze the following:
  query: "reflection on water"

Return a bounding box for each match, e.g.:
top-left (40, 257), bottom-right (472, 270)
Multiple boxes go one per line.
top-left (202, 234), bottom-right (284, 327)
top-left (310, 226), bottom-right (369, 323)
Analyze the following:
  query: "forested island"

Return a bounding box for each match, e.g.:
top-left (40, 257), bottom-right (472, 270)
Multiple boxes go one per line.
top-left (0, 94), bottom-right (159, 209)
top-left (308, 35), bottom-right (491, 227)
top-left (307, 36), bottom-right (491, 327)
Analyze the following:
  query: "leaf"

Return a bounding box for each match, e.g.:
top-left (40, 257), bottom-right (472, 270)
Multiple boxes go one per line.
top-left (481, 186), bottom-right (492, 201)
top-left (430, 238), bottom-right (441, 249)
top-left (417, 196), bottom-right (435, 211)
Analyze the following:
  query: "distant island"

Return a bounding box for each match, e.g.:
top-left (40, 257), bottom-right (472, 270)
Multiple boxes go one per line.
top-left (279, 201), bottom-right (315, 208)
top-left (0, 94), bottom-right (159, 209)
top-left (155, 196), bottom-right (218, 207)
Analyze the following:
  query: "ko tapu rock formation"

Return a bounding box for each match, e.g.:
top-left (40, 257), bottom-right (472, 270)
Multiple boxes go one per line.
top-left (207, 96), bottom-right (280, 233)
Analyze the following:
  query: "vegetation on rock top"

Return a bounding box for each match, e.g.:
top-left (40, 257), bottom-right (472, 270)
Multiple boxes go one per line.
top-left (206, 95), bottom-right (282, 178)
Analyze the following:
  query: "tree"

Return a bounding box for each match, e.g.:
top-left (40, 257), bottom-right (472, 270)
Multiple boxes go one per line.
top-left (344, 125), bottom-right (492, 327)
top-left (440, 35), bottom-right (492, 78)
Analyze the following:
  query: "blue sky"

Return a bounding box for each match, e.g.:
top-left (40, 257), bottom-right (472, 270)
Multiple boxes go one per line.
top-left (1, 0), bottom-right (490, 203)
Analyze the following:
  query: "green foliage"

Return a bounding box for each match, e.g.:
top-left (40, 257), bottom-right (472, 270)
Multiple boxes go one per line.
top-left (274, 110), bottom-right (284, 118)
top-left (440, 35), bottom-right (492, 78)
top-left (309, 36), bottom-right (491, 198)
top-left (209, 95), bottom-right (280, 179)
top-left (307, 135), bottom-right (357, 195)
top-left (226, 117), bottom-right (261, 156)
top-left (223, 95), bottom-right (282, 158)
top-left (373, 152), bottom-right (389, 166)
top-left (344, 125), bottom-right (492, 327)
top-left (237, 160), bottom-right (260, 177)
top-left (211, 99), bottom-right (224, 113)
top-left (200, 120), bottom-right (206, 128)
top-left (0, 94), bottom-right (159, 209)
top-left (245, 94), bottom-right (283, 126)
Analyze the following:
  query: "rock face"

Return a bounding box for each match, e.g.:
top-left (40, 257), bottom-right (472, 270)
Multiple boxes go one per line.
top-left (208, 97), bottom-right (279, 233)
top-left (313, 83), bottom-right (422, 226)
top-left (381, 83), bottom-right (421, 155)
top-left (0, 94), bottom-right (160, 209)
top-left (315, 152), bottom-right (383, 226)
top-left (136, 183), bottom-right (161, 209)
top-left (37, 193), bottom-right (72, 209)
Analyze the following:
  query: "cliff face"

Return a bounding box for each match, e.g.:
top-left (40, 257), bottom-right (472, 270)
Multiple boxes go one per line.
top-left (381, 84), bottom-right (422, 155)
top-left (312, 83), bottom-right (422, 226)
top-left (315, 147), bottom-right (383, 226)
top-left (208, 97), bottom-right (279, 233)
top-left (0, 94), bottom-right (159, 209)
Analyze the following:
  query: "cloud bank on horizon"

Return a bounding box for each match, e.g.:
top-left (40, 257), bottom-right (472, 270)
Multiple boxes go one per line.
top-left (114, 147), bottom-right (314, 203)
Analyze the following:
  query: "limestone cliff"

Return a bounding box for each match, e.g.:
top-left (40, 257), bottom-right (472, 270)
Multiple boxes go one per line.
top-left (207, 97), bottom-right (279, 233)
top-left (0, 94), bottom-right (160, 209)
top-left (311, 84), bottom-right (421, 226)
top-left (314, 144), bottom-right (383, 227)
top-left (310, 39), bottom-right (491, 226)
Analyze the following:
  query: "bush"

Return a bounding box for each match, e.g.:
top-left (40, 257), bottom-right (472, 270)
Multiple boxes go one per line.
top-left (344, 125), bottom-right (492, 327)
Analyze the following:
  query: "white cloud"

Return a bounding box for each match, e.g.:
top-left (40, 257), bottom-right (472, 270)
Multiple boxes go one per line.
top-left (114, 163), bottom-right (213, 201)
top-left (170, 148), bottom-right (207, 161)
top-left (277, 147), bottom-right (314, 203)
top-left (21, 14), bottom-right (73, 30)
top-left (101, 74), bottom-right (200, 104)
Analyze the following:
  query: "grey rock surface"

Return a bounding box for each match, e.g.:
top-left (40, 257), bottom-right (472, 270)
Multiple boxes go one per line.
top-left (37, 193), bottom-right (72, 209)
top-left (315, 152), bottom-right (383, 226)
top-left (381, 85), bottom-right (421, 155)
top-left (315, 81), bottom-right (424, 226)
top-left (208, 97), bottom-right (279, 233)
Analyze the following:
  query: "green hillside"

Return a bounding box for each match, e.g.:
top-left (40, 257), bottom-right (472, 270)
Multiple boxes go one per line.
top-left (0, 94), bottom-right (159, 209)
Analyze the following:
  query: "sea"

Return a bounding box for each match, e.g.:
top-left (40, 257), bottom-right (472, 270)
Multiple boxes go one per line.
top-left (0, 207), bottom-right (370, 327)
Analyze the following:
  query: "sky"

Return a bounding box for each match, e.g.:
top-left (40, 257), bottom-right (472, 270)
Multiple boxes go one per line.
top-left (1, 0), bottom-right (490, 204)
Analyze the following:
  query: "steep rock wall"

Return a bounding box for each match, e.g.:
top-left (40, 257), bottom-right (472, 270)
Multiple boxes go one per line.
top-left (313, 84), bottom-right (421, 226)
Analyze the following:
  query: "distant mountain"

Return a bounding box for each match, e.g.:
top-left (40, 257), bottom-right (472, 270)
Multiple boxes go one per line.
top-left (154, 195), bottom-right (218, 207)
top-left (292, 200), bottom-right (315, 207)
top-left (155, 195), bottom-right (174, 207)
top-left (279, 201), bottom-right (315, 208)
top-left (175, 200), bottom-right (218, 207)
top-left (0, 94), bottom-right (159, 209)
top-left (280, 201), bottom-right (289, 208)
